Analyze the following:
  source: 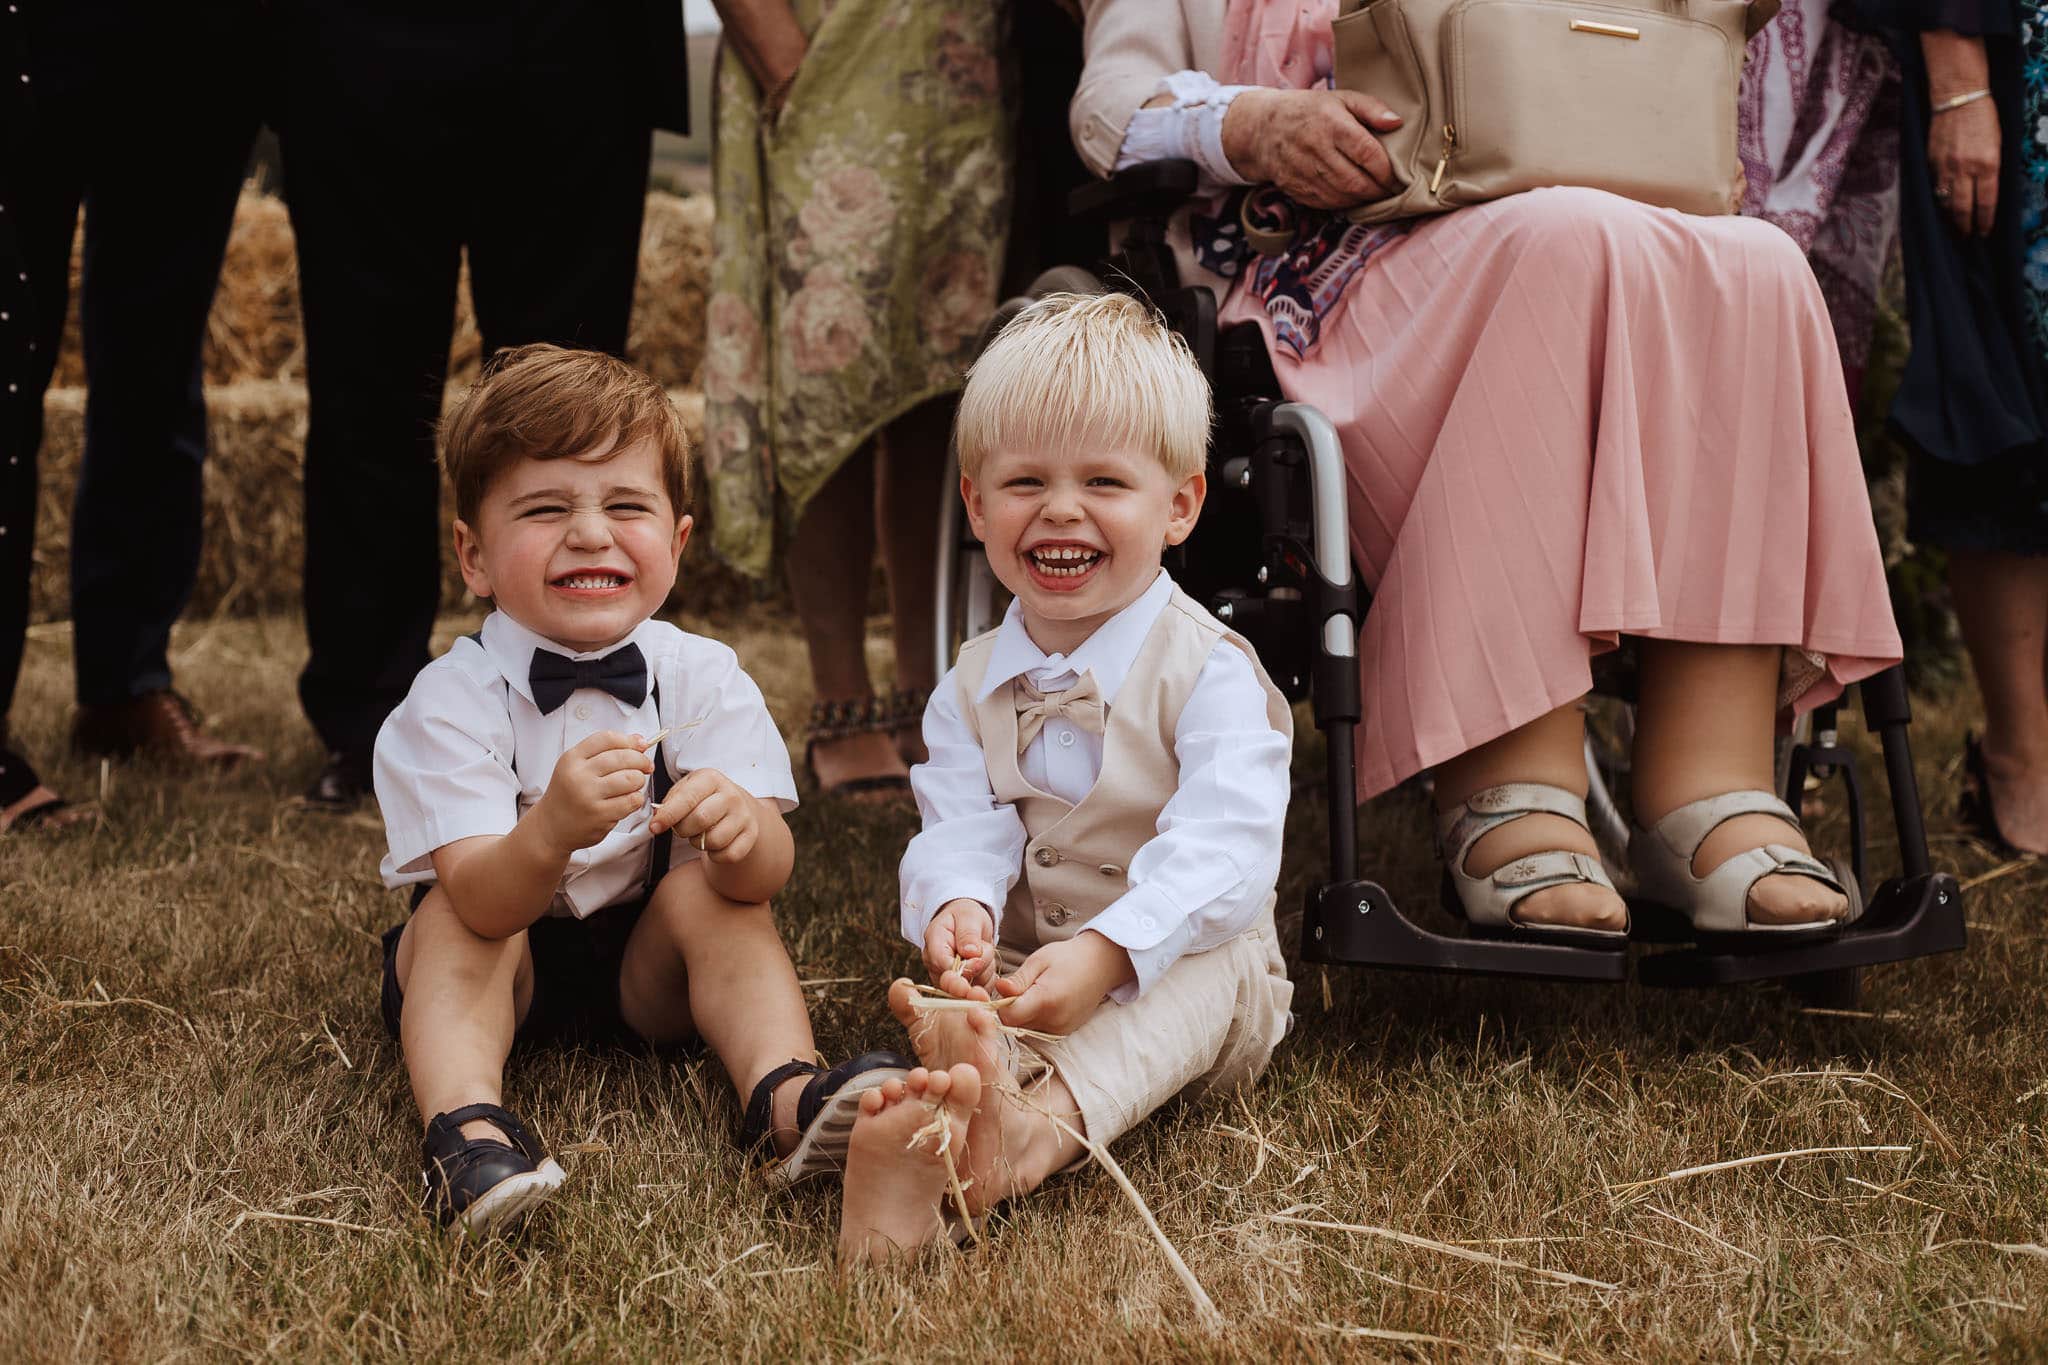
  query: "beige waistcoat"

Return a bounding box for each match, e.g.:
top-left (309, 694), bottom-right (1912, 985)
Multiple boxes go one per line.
top-left (955, 586), bottom-right (1293, 956)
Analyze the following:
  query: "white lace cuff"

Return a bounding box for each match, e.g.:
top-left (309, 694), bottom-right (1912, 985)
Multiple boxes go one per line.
top-left (1113, 70), bottom-right (1256, 195)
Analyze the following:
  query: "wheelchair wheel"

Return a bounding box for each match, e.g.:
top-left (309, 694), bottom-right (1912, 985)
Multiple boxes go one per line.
top-left (934, 475), bottom-right (1007, 669)
top-left (1581, 699), bottom-right (1634, 866)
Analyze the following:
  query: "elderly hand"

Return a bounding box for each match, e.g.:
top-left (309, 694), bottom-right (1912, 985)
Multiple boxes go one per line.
top-left (1220, 88), bottom-right (1404, 210)
top-left (1928, 98), bottom-right (2001, 237)
top-left (1922, 31), bottom-right (2000, 237)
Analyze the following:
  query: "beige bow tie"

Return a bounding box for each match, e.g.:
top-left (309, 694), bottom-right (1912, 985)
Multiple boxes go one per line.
top-left (1014, 674), bottom-right (1106, 751)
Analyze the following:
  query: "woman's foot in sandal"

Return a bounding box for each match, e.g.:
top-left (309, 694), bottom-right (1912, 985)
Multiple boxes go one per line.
top-left (1631, 792), bottom-right (1850, 935)
top-left (886, 688), bottom-right (932, 768)
top-left (1695, 809), bottom-right (1850, 926)
top-left (1438, 784), bottom-right (1629, 941)
top-left (838, 1064), bottom-right (981, 1265)
top-left (1965, 732), bottom-right (2048, 857)
top-left (0, 748), bottom-right (92, 834)
top-left (804, 698), bottom-right (912, 803)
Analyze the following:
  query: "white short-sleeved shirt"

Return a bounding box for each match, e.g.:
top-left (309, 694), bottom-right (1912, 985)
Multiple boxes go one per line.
top-left (374, 611), bottom-right (798, 918)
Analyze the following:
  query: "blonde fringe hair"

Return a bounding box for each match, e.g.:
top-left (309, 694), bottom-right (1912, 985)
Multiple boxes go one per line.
top-left (954, 292), bottom-right (1212, 484)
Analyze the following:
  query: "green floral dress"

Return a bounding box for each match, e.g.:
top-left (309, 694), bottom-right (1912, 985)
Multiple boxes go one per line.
top-left (703, 0), bottom-right (1014, 579)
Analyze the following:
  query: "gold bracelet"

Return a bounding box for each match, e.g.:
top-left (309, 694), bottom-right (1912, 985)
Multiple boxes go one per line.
top-left (1931, 88), bottom-right (1991, 115)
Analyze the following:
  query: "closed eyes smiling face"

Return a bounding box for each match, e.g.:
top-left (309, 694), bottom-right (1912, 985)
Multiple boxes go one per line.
top-left (962, 445), bottom-right (1206, 655)
top-left (455, 435), bottom-right (690, 653)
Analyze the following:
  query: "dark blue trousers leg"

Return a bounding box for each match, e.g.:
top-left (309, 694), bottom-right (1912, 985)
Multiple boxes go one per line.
top-left (68, 105), bottom-right (255, 705)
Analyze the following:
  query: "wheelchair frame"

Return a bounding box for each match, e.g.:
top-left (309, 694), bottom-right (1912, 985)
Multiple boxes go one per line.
top-left (938, 160), bottom-right (1964, 1000)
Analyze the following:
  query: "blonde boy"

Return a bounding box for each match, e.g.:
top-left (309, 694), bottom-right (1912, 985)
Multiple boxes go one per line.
top-left (837, 293), bottom-right (1296, 1260)
top-left (373, 346), bottom-right (907, 1235)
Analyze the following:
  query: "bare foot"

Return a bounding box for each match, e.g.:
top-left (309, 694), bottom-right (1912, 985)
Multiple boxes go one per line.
top-left (889, 978), bottom-right (1006, 1213)
top-left (1693, 812), bottom-right (1849, 926)
top-left (807, 731), bottom-right (910, 803)
top-left (1458, 812), bottom-right (1628, 933)
top-left (838, 1064), bottom-right (981, 1265)
top-left (1977, 741), bottom-right (2048, 855)
top-left (0, 784), bottom-right (93, 834)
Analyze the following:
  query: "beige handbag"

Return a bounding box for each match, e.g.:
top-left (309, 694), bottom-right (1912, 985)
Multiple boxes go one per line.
top-left (1331, 0), bottom-right (1776, 224)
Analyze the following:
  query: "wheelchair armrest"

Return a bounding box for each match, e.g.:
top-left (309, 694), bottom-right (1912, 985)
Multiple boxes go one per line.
top-left (1067, 159), bottom-right (1201, 226)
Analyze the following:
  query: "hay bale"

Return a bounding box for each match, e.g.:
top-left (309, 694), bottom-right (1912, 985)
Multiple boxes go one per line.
top-left (628, 192), bottom-right (714, 389)
top-left (30, 384), bottom-right (759, 625)
top-left (53, 188), bottom-right (710, 390)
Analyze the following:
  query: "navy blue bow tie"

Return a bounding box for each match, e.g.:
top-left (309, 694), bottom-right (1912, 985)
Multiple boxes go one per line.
top-left (528, 643), bottom-right (648, 715)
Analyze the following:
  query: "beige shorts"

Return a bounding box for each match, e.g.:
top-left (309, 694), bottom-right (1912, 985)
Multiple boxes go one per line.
top-left (1000, 920), bottom-right (1294, 1151)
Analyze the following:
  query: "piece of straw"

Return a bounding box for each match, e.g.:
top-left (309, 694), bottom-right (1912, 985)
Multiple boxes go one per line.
top-left (1605, 1144), bottom-right (1911, 1195)
top-left (1265, 1214), bottom-right (1618, 1290)
top-left (907, 1102), bottom-right (979, 1238)
top-left (1041, 1104), bottom-right (1222, 1325)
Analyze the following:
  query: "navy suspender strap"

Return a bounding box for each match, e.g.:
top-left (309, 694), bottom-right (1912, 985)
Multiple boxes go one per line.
top-left (645, 680), bottom-right (676, 894)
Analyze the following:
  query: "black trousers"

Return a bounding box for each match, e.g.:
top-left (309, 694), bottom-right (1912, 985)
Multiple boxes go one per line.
top-left (278, 6), bottom-right (651, 757)
top-left (8, 7), bottom-right (258, 711)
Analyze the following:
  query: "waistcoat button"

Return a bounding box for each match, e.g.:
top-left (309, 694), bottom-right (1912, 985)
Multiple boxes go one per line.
top-left (1045, 903), bottom-right (1070, 925)
top-left (1033, 847), bottom-right (1059, 867)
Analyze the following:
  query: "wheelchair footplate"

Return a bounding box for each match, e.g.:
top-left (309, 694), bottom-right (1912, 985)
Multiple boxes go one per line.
top-left (1630, 872), bottom-right (1963, 988)
top-left (1303, 878), bottom-right (1630, 982)
top-left (1632, 684), bottom-right (1966, 989)
top-left (1302, 673), bottom-right (1966, 997)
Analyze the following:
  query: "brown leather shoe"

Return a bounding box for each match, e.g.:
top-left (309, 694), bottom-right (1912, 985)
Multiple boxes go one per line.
top-left (71, 690), bottom-right (264, 768)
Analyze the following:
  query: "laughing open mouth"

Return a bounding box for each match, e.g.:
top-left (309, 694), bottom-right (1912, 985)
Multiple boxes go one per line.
top-left (551, 571), bottom-right (631, 591)
top-left (1027, 545), bottom-right (1104, 578)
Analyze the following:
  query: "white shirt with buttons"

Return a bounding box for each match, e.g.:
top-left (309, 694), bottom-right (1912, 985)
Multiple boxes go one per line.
top-left (901, 571), bottom-right (1292, 1001)
top-left (374, 610), bottom-right (798, 918)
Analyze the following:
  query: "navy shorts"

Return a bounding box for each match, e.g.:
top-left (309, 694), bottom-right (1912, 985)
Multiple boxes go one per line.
top-left (380, 884), bottom-right (651, 1047)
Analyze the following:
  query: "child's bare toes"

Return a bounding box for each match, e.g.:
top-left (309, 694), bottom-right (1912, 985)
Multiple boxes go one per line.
top-left (887, 978), bottom-right (924, 1029)
top-left (838, 1063), bottom-right (980, 1265)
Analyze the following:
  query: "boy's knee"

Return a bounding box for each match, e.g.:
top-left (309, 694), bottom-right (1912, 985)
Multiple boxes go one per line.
top-left (650, 857), bottom-right (771, 923)
top-left (396, 888), bottom-right (530, 990)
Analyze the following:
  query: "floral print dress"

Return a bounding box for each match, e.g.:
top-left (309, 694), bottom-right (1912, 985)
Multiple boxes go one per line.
top-left (702, 0), bottom-right (1014, 580)
top-left (2023, 0), bottom-right (2048, 358)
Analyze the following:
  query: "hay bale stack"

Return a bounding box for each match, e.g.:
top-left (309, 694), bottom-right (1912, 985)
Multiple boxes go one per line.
top-left (29, 385), bottom-right (756, 624)
top-left (53, 188), bottom-right (710, 389)
top-left (628, 192), bottom-right (714, 389)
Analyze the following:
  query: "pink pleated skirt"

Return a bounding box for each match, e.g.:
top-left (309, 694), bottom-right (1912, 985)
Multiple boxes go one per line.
top-left (1217, 187), bottom-right (1903, 799)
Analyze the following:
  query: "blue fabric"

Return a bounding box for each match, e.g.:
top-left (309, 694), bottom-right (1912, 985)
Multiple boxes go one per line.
top-left (2022, 0), bottom-right (2048, 359)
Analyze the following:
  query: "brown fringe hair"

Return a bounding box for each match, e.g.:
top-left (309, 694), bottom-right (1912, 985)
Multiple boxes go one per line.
top-left (440, 344), bottom-right (691, 526)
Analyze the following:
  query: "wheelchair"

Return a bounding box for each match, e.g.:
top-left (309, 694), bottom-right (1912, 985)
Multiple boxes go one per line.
top-left (937, 159), bottom-right (1965, 1003)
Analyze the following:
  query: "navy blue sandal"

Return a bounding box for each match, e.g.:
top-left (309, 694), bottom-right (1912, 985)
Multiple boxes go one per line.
top-left (420, 1103), bottom-right (566, 1236)
top-left (741, 1051), bottom-right (916, 1186)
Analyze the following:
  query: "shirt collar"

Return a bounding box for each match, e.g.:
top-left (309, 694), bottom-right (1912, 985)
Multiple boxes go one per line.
top-left (974, 570), bottom-right (1174, 705)
top-left (478, 610), bottom-right (658, 708)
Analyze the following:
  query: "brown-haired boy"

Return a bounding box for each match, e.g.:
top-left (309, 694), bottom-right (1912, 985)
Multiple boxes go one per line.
top-left (372, 345), bottom-right (907, 1235)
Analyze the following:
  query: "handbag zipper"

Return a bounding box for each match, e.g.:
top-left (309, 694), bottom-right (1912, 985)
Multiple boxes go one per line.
top-left (1430, 123), bottom-right (1456, 194)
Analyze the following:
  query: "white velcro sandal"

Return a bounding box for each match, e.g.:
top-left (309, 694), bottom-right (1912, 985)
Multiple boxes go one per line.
top-left (1436, 783), bottom-right (1628, 947)
top-left (1628, 791), bottom-right (1856, 938)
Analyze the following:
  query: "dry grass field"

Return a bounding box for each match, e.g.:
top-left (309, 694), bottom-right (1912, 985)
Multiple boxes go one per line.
top-left (4, 607), bottom-right (2047, 1362)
